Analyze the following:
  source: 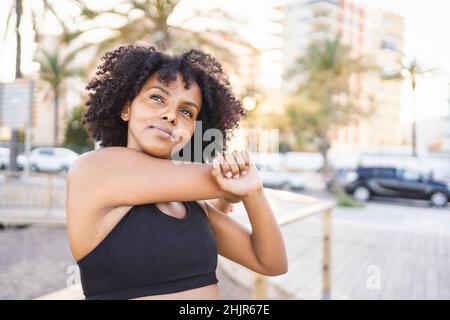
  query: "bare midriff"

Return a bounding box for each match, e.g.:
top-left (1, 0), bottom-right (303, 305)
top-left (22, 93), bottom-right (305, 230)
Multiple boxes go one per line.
top-left (131, 283), bottom-right (220, 300)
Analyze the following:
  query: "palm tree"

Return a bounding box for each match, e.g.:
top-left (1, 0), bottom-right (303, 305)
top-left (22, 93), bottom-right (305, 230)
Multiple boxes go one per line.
top-left (77, 0), bottom-right (240, 70)
top-left (286, 37), bottom-right (375, 170)
top-left (383, 58), bottom-right (437, 157)
top-left (2, 0), bottom-right (86, 169)
top-left (37, 47), bottom-right (85, 146)
top-left (3, 0), bottom-right (85, 47)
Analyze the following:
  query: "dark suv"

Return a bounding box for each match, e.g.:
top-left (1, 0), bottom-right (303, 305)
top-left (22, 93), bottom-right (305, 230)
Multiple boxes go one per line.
top-left (343, 166), bottom-right (450, 207)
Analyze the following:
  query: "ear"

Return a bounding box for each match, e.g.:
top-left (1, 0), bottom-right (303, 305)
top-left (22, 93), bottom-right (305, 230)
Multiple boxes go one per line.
top-left (121, 102), bottom-right (131, 121)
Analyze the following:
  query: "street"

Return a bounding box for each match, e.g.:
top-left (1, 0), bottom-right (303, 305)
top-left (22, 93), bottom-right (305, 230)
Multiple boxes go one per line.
top-left (223, 188), bottom-right (450, 299)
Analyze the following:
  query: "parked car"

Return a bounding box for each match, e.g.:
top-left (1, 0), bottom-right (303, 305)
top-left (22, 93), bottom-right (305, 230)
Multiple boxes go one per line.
top-left (256, 164), bottom-right (305, 190)
top-left (342, 166), bottom-right (450, 207)
top-left (27, 147), bottom-right (79, 172)
top-left (0, 147), bottom-right (26, 170)
top-left (0, 147), bottom-right (8, 170)
top-left (325, 166), bottom-right (362, 192)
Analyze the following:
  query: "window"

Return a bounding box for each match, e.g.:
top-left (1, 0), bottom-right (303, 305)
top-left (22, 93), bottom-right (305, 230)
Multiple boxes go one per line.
top-left (401, 170), bottom-right (422, 182)
top-left (381, 40), bottom-right (397, 52)
top-left (39, 148), bottom-right (54, 156)
top-left (378, 168), bottom-right (396, 178)
top-left (306, 0), bottom-right (338, 5)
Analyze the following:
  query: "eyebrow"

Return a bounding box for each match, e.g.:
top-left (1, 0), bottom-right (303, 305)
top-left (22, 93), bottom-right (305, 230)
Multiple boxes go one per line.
top-left (148, 85), bottom-right (199, 110)
top-left (148, 85), bottom-right (170, 96)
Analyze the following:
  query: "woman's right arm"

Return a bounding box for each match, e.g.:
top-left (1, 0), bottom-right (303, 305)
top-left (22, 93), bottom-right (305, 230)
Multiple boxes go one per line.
top-left (67, 146), bottom-right (236, 210)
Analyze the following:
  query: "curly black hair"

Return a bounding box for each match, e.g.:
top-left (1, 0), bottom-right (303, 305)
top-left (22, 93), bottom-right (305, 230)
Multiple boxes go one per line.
top-left (82, 45), bottom-right (246, 163)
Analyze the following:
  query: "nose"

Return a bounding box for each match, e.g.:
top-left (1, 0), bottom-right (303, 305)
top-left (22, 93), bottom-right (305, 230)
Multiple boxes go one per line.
top-left (161, 108), bottom-right (176, 124)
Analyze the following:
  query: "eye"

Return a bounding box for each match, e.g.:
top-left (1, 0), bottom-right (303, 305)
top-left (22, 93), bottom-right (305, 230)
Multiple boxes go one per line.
top-left (150, 95), bottom-right (164, 103)
top-left (181, 109), bottom-right (193, 118)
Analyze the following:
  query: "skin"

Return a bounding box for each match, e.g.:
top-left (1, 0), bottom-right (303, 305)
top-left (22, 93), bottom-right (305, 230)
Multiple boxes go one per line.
top-left (66, 72), bottom-right (288, 300)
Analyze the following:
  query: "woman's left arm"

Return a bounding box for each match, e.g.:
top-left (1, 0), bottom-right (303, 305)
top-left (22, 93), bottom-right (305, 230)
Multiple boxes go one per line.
top-left (201, 151), bottom-right (288, 276)
top-left (200, 188), bottom-right (287, 276)
top-left (241, 188), bottom-right (288, 274)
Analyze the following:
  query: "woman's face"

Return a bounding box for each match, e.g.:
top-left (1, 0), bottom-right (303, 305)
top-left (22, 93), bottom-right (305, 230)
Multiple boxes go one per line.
top-left (121, 73), bottom-right (202, 159)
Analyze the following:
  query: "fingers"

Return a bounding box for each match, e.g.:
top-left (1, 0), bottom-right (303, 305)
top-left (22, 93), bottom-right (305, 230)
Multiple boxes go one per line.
top-left (214, 150), bottom-right (249, 179)
top-left (211, 158), bottom-right (227, 188)
top-left (242, 150), bottom-right (250, 166)
top-left (234, 151), bottom-right (247, 176)
top-left (224, 152), bottom-right (240, 179)
top-left (211, 158), bottom-right (221, 177)
top-left (217, 153), bottom-right (233, 178)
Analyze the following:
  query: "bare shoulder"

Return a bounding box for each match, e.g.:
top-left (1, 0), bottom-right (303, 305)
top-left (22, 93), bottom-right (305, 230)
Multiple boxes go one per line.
top-left (67, 147), bottom-right (124, 184)
top-left (66, 148), bottom-right (114, 216)
top-left (67, 148), bottom-right (106, 193)
top-left (67, 148), bottom-right (107, 211)
top-left (67, 149), bottom-right (144, 261)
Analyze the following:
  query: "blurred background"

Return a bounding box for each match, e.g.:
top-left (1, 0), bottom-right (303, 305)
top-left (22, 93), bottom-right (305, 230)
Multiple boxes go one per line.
top-left (0, 0), bottom-right (449, 300)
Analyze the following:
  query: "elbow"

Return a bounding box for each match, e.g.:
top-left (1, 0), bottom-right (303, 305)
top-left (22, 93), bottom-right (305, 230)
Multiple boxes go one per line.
top-left (261, 262), bottom-right (288, 276)
top-left (273, 265), bottom-right (289, 276)
top-left (280, 263), bottom-right (289, 275)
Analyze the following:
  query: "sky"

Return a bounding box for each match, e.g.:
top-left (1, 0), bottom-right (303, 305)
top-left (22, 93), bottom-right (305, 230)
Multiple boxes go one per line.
top-left (0, 0), bottom-right (449, 124)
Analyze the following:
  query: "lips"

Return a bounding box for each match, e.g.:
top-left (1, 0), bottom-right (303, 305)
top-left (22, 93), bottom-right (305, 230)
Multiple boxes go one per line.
top-left (149, 126), bottom-right (173, 140)
top-left (149, 125), bottom-right (173, 137)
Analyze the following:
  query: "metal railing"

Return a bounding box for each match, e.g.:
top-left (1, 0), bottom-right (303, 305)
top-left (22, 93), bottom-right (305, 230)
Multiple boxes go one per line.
top-left (243, 188), bottom-right (334, 300)
top-left (0, 171), bottom-right (66, 225)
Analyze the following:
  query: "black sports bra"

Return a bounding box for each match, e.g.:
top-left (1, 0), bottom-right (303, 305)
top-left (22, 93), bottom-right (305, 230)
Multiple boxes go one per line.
top-left (76, 201), bottom-right (218, 300)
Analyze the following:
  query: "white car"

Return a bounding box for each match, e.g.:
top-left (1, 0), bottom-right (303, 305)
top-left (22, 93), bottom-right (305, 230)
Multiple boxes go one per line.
top-left (28, 147), bottom-right (79, 172)
top-left (256, 164), bottom-right (305, 190)
top-left (0, 147), bottom-right (9, 170)
top-left (0, 147), bottom-right (27, 170)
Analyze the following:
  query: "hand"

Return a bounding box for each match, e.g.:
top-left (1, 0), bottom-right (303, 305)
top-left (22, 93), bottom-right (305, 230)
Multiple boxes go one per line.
top-left (210, 150), bottom-right (263, 200)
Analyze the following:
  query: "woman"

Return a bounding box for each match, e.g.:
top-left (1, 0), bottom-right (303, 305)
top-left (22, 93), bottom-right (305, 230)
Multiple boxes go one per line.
top-left (66, 45), bottom-right (288, 300)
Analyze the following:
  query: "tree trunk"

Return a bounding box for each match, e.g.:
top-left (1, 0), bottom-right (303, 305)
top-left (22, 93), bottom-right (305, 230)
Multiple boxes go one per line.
top-left (411, 85), bottom-right (418, 157)
top-left (9, 0), bottom-right (23, 172)
top-left (319, 137), bottom-right (331, 172)
top-left (15, 0), bottom-right (22, 79)
top-left (54, 89), bottom-right (59, 146)
top-left (412, 120), bottom-right (417, 157)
